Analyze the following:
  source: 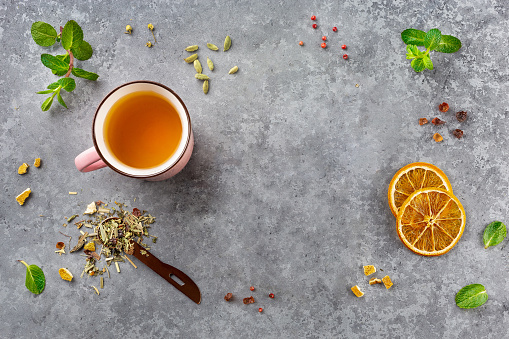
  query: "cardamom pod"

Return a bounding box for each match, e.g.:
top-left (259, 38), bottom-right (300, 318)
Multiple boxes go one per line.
top-left (224, 35), bottom-right (231, 51)
top-left (228, 66), bottom-right (239, 74)
top-left (185, 45), bottom-right (199, 52)
top-left (207, 57), bottom-right (214, 71)
top-left (194, 59), bottom-right (202, 74)
top-left (207, 43), bottom-right (219, 51)
top-left (195, 74), bottom-right (210, 80)
top-left (203, 80), bottom-right (209, 94)
top-left (184, 54), bottom-right (198, 63)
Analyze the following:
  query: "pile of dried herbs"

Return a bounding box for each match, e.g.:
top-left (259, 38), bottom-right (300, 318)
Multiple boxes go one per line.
top-left (61, 201), bottom-right (157, 290)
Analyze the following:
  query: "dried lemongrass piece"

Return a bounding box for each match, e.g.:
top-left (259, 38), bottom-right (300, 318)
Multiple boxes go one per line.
top-left (97, 207), bottom-right (110, 214)
top-left (123, 254), bottom-right (137, 268)
top-left (363, 265), bottom-right (376, 276)
top-left (34, 158), bottom-right (41, 167)
top-left (228, 66), bottom-right (238, 74)
top-left (382, 275), bottom-right (393, 289)
top-left (203, 80), bottom-right (209, 94)
top-left (59, 268), bottom-right (73, 281)
top-left (69, 192), bottom-right (78, 195)
top-left (194, 59), bottom-right (202, 74)
top-left (16, 188), bottom-right (31, 205)
top-left (351, 285), bottom-right (364, 297)
top-left (369, 277), bottom-right (382, 285)
top-left (185, 45), bottom-right (199, 52)
top-left (207, 57), bottom-right (214, 71)
top-left (115, 262), bottom-right (120, 273)
top-left (100, 276), bottom-right (104, 289)
top-left (184, 54), bottom-right (198, 63)
top-left (207, 43), bottom-right (219, 51)
top-left (18, 163), bottom-right (29, 174)
top-left (224, 35), bottom-right (231, 51)
top-left (91, 285), bottom-right (100, 295)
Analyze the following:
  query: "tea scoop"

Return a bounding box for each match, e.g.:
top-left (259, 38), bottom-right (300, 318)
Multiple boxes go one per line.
top-left (97, 217), bottom-right (201, 304)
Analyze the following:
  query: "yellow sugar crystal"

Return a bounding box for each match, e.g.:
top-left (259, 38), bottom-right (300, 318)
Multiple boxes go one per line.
top-left (34, 158), bottom-right (41, 167)
top-left (16, 188), bottom-right (31, 205)
top-left (351, 285), bottom-right (364, 297)
top-left (84, 242), bottom-right (96, 252)
top-left (369, 277), bottom-right (382, 285)
top-left (363, 265), bottom-right (376, 276)
top-left (382, 275), bottom-right (393, 289)
top-left (18, 163), bottom-right (29, 174)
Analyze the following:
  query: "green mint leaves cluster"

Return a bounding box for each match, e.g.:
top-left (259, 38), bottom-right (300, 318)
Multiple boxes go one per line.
top-left (31, 20), bottom-right (99, 111)
top-left (401, 28), bottom-right (461, 72)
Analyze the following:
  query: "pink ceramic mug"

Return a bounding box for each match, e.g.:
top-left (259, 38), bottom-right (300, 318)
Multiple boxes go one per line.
top-left (75, 81), bottom-right (194, 181)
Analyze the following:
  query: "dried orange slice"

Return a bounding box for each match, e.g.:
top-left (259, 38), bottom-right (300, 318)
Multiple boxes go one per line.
top-left (396, 188), bottom-right (465, 256)
top-left (388, 162), bottom-right (452, 217)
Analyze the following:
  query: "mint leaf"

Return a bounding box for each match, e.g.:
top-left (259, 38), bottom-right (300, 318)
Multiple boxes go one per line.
top-left (424, 28), bottom-right (442, 50)
top-left (36, 89), bottom-right (55, 94)
top-left (47, 82), bottom-right (60, 90)
top-left (411, 58), bottom-right (426, 72)
top-left (31, 22), bottom-right (57, 46)
top-left (71, 41), bottom-right (93, 61)
top-left (406, 45), bottom-right (419, 59)
top-left (72, 68), bottom-right (99, 81)
top-left (57, 78), bottom-right (76, 92)
top-left (51, 54), bottom-right (70, 76)
top-left (401, 29), bottom-right (426, 46)
top-left (41, 54), bottom-right (69, 72)
top-left (57, 91), bottom-right (68, 109)
top-left (41, 96), bottom-right (54, 111)
top-left (483, 221), bottom-right (506, 248)
top-left (435, 35), bottom-right (462, 53)
top-left (455, 284), bottom-right (488, 309)
top-left (19, 261), bottom-right (45, 294)
top-left (423, 56), bottom-right (433, 70)
top-left (61, 20), bottom-right (83, 50)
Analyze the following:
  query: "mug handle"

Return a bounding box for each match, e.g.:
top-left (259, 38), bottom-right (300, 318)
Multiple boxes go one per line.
top-left (75, 147), bottom-right (107, 172)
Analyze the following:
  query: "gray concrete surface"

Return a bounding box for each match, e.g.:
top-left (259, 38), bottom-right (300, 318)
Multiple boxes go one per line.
top-left (1, 0), bottom-right (509, 338)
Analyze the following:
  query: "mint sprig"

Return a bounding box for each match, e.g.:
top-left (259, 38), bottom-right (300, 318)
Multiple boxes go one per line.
top-left (31, 20), bottom-right (99, 111)
top-left (401, 28), bottom-right (461, 72)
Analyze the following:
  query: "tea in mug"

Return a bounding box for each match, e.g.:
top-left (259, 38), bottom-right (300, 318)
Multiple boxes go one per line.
top-left (104, 91), bottom-right (183, 169)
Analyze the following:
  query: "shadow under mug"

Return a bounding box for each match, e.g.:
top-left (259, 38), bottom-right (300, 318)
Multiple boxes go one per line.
top-left (75, 81), bottom-right (194, 181)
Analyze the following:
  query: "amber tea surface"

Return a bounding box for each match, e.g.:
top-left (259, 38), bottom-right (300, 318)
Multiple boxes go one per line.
top-left (104, 91), bottom-right (183, 169)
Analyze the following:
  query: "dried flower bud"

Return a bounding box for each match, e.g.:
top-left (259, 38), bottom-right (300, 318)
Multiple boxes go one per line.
top-left (453, 129), bottom-right (464, 139)
top-left (148, 23), bottom-right (154, 30)
top-left (243, 296), bottom-right (255, 304)
top-left (438, 102), bottom-right (449, 112)
top-left (419, 118), bottom-right (429, 125)
top-left (56, 242), bottom-right (65, 249)
top-left (431, 117), bottom-right (445, 126)
top-left (433, 133), bottom-right (443, 142)
top-left (125, 25), bottom-right (133, 34)
top-left (224, 293), bottom-right (233, 301)
top-left (456, 111), bottom-right (467, 122)
top-left (146, 41), bottom-right (153, 48)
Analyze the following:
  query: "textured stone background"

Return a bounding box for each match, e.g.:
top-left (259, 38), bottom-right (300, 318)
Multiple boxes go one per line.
top-left (1, 0), bottom-right (508, 338)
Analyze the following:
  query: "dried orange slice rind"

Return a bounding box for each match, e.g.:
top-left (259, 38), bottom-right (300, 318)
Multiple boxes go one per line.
top-left (396, 187), bottom-right (465, 256)
top-left (388, 162), bottom-right (453, 217)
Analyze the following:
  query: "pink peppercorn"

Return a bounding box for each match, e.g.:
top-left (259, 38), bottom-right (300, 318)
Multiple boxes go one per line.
top-left (321, 42), bottom-right (327, 48)
top-left (311, 15), bottom-right (316, 20)
top-left (332, 27), bottom-right (338, 32)
top-left (312, 23), bottom-right (317, 29)
top-left (299, 41), bottom-right (304, 46)
top-left (269, 293), bottom-right (275, 298)
top-left (343, 54), bottom-right (348, 59)
top-left (322, 36), bottom-right (327, 41)
top-left (258, 308), bottom-right (263, 312)
top-left (341, 44), bottom-right (347, 49)
top-left (250, 286), bottom-right (255, 291)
